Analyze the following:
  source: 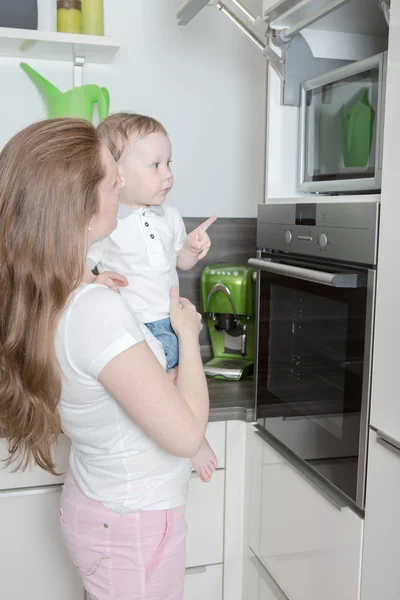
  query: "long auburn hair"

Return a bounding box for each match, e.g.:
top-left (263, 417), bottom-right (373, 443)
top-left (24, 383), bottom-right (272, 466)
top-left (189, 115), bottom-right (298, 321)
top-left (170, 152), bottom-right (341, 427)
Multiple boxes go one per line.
top-left (0, 118), bottom-right (105, 474)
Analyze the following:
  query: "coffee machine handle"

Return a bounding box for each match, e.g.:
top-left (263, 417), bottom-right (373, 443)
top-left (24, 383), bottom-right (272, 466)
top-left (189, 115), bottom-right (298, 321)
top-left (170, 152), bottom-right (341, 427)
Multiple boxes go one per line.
top-left (206, 283), bottom-right (237, 319)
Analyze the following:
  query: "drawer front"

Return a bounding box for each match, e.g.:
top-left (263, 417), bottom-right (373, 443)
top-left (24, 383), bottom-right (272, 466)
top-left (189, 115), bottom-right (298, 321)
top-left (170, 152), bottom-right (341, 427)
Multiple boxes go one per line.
top-left (361, 430), bottom-right (400, 600)
top-left (184, 564), bottom-right (223, 600)
top-left (248, 431), bottom-right (363, 600)
top-left (203, 421), bottom-right (226, 469)
top-left (186, 469), bottom-right (224, 568)
top-left (0, 485), bottom-right (84, 599)
top-left (0, 434), bottom-right (70, 490)
top-left (247, 552), bottom-right (289, 600)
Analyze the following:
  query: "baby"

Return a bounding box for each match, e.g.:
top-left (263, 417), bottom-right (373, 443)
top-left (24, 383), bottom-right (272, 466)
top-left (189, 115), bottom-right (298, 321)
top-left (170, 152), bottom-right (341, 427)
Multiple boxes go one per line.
top-left (86, 112), bottom-right (217, 483)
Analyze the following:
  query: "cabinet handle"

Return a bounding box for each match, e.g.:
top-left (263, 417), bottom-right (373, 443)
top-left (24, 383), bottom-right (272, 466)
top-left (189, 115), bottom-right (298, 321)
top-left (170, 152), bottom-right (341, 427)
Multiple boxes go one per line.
top-left (377, 430), bottom-right (400, 458)
top-left (248, 258), bottom-right (366, 288)
top-left (185, 566), bottom-right (207, 575)
top-left (0, 483), bottom-right (63, 498)
top-left (250, 554), bottom-right (290, 600)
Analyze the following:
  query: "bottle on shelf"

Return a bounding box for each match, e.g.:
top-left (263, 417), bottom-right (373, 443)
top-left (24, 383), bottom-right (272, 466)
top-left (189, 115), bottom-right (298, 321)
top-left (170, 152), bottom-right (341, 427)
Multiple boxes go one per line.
top-left (81, 0), bottom-right (104, 36)
top-left (57, 0), bottom-right (82, 34)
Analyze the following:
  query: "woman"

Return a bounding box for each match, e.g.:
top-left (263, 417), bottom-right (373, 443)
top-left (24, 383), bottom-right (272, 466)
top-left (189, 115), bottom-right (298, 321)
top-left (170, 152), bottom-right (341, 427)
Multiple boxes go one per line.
top-left (0, 119), bottom-right (209, 600)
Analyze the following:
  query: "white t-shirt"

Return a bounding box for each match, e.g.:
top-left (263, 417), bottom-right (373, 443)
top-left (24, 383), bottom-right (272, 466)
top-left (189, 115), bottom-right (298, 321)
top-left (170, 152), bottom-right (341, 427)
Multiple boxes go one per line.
top-left (87, 203), bottom-right (187, 323)
top-left (55, 284), bottom-right (192, 515)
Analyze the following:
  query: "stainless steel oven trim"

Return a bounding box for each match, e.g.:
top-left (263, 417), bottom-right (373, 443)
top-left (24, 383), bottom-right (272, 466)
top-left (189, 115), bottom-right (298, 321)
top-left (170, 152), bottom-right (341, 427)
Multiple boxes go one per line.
top-left (254, 425), bottom-right (363, 517)
top-left (250, 253), bottom-right (375, 514)
top-left (248, 257), bottom-right (367, 288)
top-left (298, 52), bottom-right (386, 194)
top-left (253, 249), bottom-right (263, 418)
top-left (356, 268), bottom-right (377, 508)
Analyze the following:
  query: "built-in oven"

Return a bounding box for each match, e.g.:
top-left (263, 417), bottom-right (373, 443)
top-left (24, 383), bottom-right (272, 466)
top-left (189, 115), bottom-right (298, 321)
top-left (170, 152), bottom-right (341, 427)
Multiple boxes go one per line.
top-left (249, 201), bottom-right (379, 514)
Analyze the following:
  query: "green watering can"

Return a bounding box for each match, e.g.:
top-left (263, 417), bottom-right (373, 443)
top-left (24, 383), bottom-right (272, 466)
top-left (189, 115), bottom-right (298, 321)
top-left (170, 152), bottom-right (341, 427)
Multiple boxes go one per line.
top-left (20, 62), bottom-right (110, 123)
top-left (341, 88), bottom-right (375, 168)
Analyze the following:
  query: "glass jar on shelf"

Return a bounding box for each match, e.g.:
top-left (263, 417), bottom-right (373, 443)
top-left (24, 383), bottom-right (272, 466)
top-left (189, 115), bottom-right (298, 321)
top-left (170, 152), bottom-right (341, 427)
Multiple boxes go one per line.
top-left (81, 0), bottom-right (104, 36)
top-left (57, 0), bottom-right (82, 34)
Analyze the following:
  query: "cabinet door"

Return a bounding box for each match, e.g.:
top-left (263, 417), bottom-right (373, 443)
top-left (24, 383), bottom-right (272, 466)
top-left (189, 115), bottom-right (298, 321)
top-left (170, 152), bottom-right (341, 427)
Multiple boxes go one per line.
top-left (186, 470), bottom-right (225, 568)
top-left (203, 421), bottom-right (226, 469)
top-left (177, 0), bottom-right (209, 25)
top-left (263, 0), bottom-right (350, 37)
top-left (0, 485), bottom-right (84, 600)
top-left (248, 430), bottom-right (363, 600)
top-left (370, 0), bottom-right (400, 440)
top-left (247, 552), bottom-right (290, 600)
top-left (0, 433), bottom-right (70, 490)
top-left (184, 564), bottom-right (223, 600)
top-left (361, 430), bottom-right (400, 600)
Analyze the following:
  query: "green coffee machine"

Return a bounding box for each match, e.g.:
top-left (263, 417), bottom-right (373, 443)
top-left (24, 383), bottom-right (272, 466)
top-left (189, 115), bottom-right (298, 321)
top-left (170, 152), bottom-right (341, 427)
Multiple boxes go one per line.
top-left (201, 264), bottom-right (256, 380)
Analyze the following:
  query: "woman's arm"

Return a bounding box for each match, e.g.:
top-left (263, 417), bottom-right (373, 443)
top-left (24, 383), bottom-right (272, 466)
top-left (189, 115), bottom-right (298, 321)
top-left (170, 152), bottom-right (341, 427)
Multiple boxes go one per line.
top-left (98, 289), bottom-right (209, 458)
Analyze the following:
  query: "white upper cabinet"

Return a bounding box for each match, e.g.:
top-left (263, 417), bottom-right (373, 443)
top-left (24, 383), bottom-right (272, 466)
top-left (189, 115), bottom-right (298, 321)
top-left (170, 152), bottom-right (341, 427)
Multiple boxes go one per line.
top-left (177, 0), bottom-right (389, 86)
top-left (177, 0), bottom-right (210, 25)
top-left (263, 0), bottom-right (387, 37)
top-left (178, 0), bottom-right (388, 37)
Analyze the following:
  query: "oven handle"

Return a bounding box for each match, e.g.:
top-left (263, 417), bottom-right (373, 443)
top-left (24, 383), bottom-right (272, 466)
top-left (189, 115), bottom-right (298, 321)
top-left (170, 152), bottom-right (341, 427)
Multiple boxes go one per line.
top-left (248, 258), bottom-right (366, 288)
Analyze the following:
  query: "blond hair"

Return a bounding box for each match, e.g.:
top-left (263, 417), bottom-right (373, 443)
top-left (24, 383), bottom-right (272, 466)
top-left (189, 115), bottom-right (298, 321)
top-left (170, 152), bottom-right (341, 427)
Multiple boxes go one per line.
top-left (97, 112), bottom-right (168, 161)
top-left (0, 118), bottom-right (105, 474)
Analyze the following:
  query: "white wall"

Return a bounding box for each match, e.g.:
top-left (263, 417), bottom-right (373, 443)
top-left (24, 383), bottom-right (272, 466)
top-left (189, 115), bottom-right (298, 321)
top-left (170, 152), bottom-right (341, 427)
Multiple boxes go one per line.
top-left (0, 0), bottom-right (266, 218)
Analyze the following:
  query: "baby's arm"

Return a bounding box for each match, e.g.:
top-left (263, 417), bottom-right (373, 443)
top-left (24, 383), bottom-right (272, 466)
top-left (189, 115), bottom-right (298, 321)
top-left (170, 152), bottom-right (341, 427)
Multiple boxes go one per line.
top-left (83, 263), bottom-right (128, 294)
top-left (83, 262), bottom-right (97, 283)
top-left (177, 216), bottom-right (217, 270)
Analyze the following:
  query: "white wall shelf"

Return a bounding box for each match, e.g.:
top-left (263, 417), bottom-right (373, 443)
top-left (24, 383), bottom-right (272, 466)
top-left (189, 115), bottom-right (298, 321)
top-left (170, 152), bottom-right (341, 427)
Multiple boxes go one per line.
top-left (0, 26), bottom-right (120, 63)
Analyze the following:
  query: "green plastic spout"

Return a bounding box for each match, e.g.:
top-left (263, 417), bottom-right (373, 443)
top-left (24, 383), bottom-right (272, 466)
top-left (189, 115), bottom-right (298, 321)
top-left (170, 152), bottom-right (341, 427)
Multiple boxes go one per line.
top-left (20, 62), bottom-right (110, 123)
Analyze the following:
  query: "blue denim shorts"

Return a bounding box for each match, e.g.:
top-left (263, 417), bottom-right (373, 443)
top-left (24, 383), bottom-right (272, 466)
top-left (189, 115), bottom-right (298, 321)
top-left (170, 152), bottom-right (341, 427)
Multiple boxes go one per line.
top-left (144, 317), bottom-right (179, 372)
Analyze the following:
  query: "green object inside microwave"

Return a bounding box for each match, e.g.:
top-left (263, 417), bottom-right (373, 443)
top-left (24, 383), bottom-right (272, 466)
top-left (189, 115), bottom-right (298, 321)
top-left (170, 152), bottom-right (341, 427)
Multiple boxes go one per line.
top-left (341, 88), bottom-right (375, 168)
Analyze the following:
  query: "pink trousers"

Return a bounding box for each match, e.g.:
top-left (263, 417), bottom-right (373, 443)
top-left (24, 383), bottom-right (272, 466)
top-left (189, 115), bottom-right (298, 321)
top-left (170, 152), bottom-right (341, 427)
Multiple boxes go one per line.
top-left (60, 472), bottom-right (187, 600)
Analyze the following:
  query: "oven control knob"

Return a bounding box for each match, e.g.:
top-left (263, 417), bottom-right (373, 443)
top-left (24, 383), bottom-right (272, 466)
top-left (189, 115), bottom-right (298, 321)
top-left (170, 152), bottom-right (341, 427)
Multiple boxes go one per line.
top-left (284, 230), bottom-right (292, 244)
top-left (319, 233), bottom-right (328, 248)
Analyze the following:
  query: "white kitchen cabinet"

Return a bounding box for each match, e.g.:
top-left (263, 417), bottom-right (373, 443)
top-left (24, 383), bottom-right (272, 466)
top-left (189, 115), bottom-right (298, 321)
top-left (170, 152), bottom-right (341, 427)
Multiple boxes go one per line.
top-left (184, 564), bottom-right (223, 600)
top-left (247, 551), bottom-right (290, 600)
top-left (186, 469), bottom-right (225, 568)
top-left (185, 422), bottom-right (226, 569)
top-left (0, 433), bottom-right (70, 490)
top-left (0, 485), bottom-right (84, 600)
top-left (263, 0), bottom-right (386, 37)
top-left (248, 429), bottom-right (363, 600)
top-left (369, 0), bottom-right (400, 441)
top-left (204, 421), bottom-right (226, 469)
top-left (361, 430), bottom-right (400, 600)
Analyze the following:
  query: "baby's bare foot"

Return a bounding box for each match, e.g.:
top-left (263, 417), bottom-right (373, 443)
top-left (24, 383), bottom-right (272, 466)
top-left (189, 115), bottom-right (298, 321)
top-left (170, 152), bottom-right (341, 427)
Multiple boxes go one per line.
top-left (191, 439), bottom-right (217, 483)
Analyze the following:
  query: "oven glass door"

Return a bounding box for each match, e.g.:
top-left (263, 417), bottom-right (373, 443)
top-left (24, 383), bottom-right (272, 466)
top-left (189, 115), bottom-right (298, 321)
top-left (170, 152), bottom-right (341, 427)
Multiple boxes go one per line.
top-left (256, 260), bottom-right (368, 505)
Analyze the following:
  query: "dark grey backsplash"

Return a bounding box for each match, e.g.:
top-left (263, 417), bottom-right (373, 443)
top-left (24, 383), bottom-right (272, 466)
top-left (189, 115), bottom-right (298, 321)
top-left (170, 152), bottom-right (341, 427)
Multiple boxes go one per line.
top-left (179, 217), bottom-right (257, 347)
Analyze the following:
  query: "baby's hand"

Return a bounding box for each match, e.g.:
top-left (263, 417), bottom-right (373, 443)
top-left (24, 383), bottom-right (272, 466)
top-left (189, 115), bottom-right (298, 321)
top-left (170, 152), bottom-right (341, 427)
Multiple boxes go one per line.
top-left (185, 216), bottom-right (217, 260)
top-left (167, 366), bottom-right (178, 383)
top-left (94, 271), bottom-right (128, 294)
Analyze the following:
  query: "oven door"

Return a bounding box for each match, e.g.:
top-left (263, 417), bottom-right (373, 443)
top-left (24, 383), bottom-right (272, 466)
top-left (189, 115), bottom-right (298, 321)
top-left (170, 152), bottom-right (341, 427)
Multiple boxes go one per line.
top-left (249, 255), bottom-right (376, 511)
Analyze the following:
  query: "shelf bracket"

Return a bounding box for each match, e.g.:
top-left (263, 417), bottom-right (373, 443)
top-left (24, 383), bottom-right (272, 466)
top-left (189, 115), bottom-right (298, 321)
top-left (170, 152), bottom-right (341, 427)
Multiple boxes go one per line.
top-left (73, 45), bottom-right (85, 87)
top-left (208, 0), bottom-right (285, 81)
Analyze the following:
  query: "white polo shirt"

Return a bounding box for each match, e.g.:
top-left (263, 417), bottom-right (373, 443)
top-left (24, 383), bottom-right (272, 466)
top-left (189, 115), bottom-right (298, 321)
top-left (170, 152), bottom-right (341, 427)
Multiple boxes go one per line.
top-left (88, 203), bottom-right (187, 323)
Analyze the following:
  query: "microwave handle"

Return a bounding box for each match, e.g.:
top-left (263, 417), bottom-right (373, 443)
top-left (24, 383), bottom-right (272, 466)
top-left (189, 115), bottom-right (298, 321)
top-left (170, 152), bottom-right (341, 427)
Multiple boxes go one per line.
top-left (248, 258), bottom-right (366, 288)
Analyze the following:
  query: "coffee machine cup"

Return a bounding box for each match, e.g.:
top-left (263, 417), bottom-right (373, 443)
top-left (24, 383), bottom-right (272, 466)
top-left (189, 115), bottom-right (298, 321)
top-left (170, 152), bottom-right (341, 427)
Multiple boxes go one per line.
top-left (201, 264), bottom-right (256, 380)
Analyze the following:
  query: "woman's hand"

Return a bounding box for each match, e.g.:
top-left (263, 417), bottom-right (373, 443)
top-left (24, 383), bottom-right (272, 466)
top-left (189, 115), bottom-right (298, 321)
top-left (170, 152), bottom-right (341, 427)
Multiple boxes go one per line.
top-left (169, 287), bottom-right (202, 340)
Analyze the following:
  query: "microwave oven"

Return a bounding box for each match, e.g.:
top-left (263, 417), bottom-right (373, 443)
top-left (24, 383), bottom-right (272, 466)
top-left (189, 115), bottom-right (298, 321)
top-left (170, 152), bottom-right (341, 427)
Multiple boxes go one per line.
top-left (298, 52), bottom-right (387, 194)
